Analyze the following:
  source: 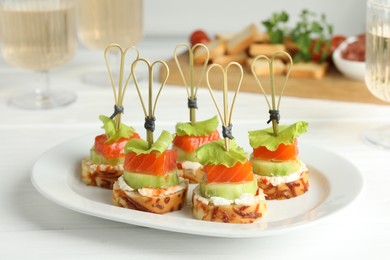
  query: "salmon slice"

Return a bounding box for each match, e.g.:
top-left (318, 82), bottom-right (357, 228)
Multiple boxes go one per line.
top-left (253, 139), bottom-right (298, 161)
top-left (203, 160), bottom-right (254, 183)
top-left (173, 130), bottom-right (220, 152)
top-left (124, 150), bottom-right (177, 176)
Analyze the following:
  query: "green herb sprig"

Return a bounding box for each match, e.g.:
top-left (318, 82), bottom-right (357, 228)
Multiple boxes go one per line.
top-left (290, 9), bottom-right (333, 63)
top-left (261, 11), bottom-right (289, 44)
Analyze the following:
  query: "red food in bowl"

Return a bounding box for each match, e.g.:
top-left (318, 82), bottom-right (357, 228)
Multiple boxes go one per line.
top-left (341, 34), bottom-right (365, 62)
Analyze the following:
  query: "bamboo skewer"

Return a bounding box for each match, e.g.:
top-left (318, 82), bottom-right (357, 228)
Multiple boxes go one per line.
top-left (131, 58), bottom-right (169, 148)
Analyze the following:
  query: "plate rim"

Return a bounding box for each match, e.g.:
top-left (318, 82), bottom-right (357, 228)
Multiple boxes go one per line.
top-left (31, 134), bottom-right (363, 238)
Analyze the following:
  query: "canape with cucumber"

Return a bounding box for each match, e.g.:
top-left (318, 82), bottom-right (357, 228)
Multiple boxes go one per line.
top-left (172, 43), bottom-right (220, 183)
top-left (81, 45), bottom-right (140, 189)
top-left (249, 52), bottom-right (309, 200)
top-left (81, 115), bottom-right (140, 189)
top-left (249, 122), bottom-right (309, 200)
top-left (112, 57), bottom-right (188, 214)
top-left (192, 61), bottom-right (266, 224)
top-left (173, 116), bottom-right (220, 183)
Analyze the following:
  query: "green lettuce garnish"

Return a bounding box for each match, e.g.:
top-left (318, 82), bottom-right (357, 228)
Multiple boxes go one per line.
top-left (196, 139), bottom-right (248, 167)
top-left (176, 115), bottom-right (219, 136)
top-left (99, 115), bottom-right (136, 143)
top-left (248, 121), bottom-right (308, 151)
top-left (124, 130), bottom-right (173, 155)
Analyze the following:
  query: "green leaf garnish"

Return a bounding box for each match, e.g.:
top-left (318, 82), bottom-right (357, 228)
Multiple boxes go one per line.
top-left (124, 130), bottom-right (173, 155)
top-left (196, 139), bottom-right (248, 167)
top-left (99, 115), bottom-right (136, 143)
top-left (175, 115), bottom-right (219, 136)
top-left (261, 10), bottom-right (289, 44)
top-left (248, 121), bottom-right (308, 151)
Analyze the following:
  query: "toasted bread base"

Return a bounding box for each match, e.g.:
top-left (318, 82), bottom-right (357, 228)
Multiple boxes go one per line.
top-left (256, 169), bottom-right (309, 200)
top-left (192, 186), bottom-right (267, 224)
top-left (112, 180), bottom-right (188, 214)
top-left (81, 158), bottom-right (123, 189)
top-left (177, 163), bottom-right (204, 184)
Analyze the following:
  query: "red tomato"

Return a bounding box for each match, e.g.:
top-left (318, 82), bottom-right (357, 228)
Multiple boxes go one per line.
top-left (94, 133), bottom-right (140, 159)
top-left (124, 150), bottom-right (178, 176)
top-left (189, 30), bottom-right (210, 46)
top-left (253, 139), bottom-right (298, 161)
top-left (204, 161), bottom-right (254, 183)
top-left (173, 130), bottom-right (220, 153)
top-left (331, 35), bottom-right (347, 52)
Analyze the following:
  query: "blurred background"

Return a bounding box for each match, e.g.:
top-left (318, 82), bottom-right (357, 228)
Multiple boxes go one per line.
top-left (143, 0), bottom-right (365, 37)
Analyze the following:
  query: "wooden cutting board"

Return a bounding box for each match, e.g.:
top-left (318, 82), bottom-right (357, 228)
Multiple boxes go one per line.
top-left (160, 53), bottom-right (388, 105)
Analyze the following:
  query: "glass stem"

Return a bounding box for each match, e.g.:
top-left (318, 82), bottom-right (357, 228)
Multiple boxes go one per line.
top-left (34, 70), bottom-right (50, 101)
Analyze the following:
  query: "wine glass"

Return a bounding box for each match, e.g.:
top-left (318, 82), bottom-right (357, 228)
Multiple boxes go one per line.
top-left (364, 0), bottom-right (390, 148)
top-left (0, 0), bottom-right (77, 109)
top-left (75, 0), bottom-right (143, 86)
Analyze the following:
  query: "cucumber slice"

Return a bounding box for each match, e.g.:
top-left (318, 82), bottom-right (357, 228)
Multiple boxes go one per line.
top-left (123, 170), bottom-right (179, 189)
top-left (250, 156), bottom-right (301, 176)
top-left (200, 179), bottom-right (257, 200)
top-left (90, 149), bottom-right (125, 166)
top-left (173, 146), bottom-right (198, 162)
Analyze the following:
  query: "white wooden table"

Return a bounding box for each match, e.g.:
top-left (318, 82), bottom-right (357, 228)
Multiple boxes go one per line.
top-left (0, 37), bottom-right (389, 259)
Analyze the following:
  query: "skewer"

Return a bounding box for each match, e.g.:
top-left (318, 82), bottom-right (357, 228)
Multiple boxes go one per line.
top-left (173, 43), bottom-right (210, 124)
top-left (205, 62), bottom-right (243, 151)
top-left (104, 44), bottom-right (140, 131)
top-left (131, 58), bottom-right (169, 148)
top-left (250, 51), bottom-right (293, 136)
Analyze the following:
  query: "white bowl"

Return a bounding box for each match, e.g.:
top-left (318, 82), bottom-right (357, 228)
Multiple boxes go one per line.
top-left (332, 36), bottom-right (365, 81)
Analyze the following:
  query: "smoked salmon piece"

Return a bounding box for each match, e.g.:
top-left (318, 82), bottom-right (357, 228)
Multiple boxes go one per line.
top-left (124, 150), bottom-right (177, 176)
top-left (203, 160), bottom-right (254, 183)
top-left (173, 130), bottom-right (220, 152)
top-left (253, 139), bottom-right (298, 161)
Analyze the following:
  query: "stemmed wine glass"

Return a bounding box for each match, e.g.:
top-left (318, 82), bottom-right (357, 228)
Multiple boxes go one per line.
top-left (0, 0), bottom-right (77, 109)
top-left (75, 0), bottom-right (143, 86)
top-left (364, 0), bottom-right (390, 148)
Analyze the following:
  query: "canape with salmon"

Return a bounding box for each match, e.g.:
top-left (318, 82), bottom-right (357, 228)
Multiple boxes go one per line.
top-left (112, 56), bottom-right (188, 214)
top-left (81, 115), bottom-right (140, 189)
top-left (192, 139), bottom-right (267, 223)
top-left (248, 121), bottom-right (309, 200)
top-left (172, 43), bottom-right (220, 183)
top-left (248, 52), bottom-right (309, 199)
top-left (112, 131), bottom-right (188, 214)
top-left (172, 116), bottom-right (220, 183)
top-left (192, 61), bottom-right (266, 224)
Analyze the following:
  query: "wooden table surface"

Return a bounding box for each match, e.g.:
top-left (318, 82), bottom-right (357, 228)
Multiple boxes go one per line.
top-left (162, 53), bottom-right (388, 105)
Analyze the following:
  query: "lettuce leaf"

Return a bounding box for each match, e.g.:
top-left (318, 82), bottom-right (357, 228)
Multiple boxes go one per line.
top-left (248, 121), bottom-right (308, 151)
top-left (99, 115), bottom-right (136, 143)
top-left (196, 139), bottom-right (248, 167)
top-left (176, 115), bottom-right (219, 136)
top-left (124, 130), bottom-right (174, 155)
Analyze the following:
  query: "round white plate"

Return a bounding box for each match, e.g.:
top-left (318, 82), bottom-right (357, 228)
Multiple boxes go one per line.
top-left (31, 135), bottom-right (363, 238)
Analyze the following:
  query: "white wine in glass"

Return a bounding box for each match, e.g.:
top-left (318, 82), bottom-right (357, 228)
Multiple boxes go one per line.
top-left (0, 0), bottom-right (77, 109)
top-left (364, 0), bottom-right (390, 148)
top-left (76, 0), bottom-right (143, 86)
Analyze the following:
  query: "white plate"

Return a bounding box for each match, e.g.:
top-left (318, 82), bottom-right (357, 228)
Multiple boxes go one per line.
top-left (31, 135), bottom-right (363, 238)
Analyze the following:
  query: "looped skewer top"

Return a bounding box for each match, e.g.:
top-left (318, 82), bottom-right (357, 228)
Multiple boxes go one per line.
top-left (250, 51), bottom-right (293, 136)
top-left (104, 44), bottom-right (140, 130)
top-left (173, 43), bottom-right (210, 123)
top-left (206, 62), bottom-right (243, 151)
top-left (131, 57), bottom-right (169, 147)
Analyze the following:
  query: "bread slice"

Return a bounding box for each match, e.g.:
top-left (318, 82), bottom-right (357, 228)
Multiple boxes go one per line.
top-left (256, 168), bottom-right (309, 200)
top-left (112, 177), bottom-right (188, 214)
top-left (212, 52), bottom-right (247, 66)
top-left (226, 23), bottom-right (259, 55)
top-left (248, 58), bottom-right (286, 76)
top-left (290, 62), bottom-right (329, 79)
top-left (192, 186), bottom-right (267, 224)
top-left (194, 39), bottom-right (226, 64)
top-left (177, 161), bottom-right (204, 183)
top-left (81, 158), bottom-right (123, 189)
top-left (253, 32), bottom-right (269, 43)
top-left (248, 43), bottom-right (286, 57)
